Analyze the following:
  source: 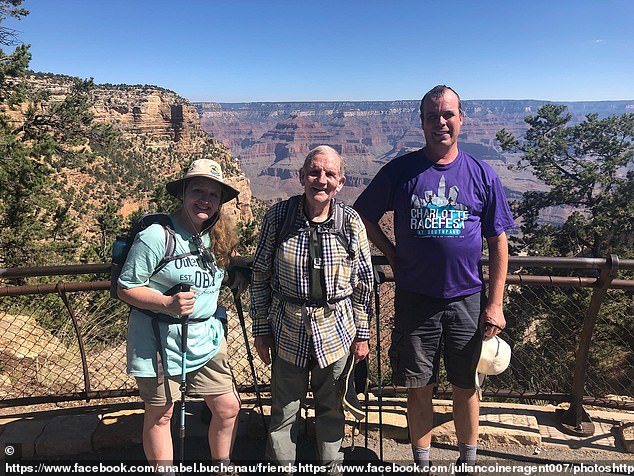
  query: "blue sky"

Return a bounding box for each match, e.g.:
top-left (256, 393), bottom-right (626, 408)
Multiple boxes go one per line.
top-left (4, 0), bottom-right (634, 102)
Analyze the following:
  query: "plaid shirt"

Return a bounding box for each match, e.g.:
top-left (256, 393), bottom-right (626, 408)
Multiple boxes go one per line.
top-left (250, 195), bottom-right (373, 369)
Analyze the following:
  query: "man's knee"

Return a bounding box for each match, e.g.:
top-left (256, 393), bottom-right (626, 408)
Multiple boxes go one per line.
top-left (452, 385), bottom-right (477, 403)
top-left (409, 384), bottom-right (434, 396)
top-left (407, 385), bottom-right (434, 406)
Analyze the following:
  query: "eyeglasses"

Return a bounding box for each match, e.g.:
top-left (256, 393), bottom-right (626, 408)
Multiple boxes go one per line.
top-left (192, 233), bottom-right (218, 274)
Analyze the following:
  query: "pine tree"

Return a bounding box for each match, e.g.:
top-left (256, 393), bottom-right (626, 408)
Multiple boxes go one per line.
top-left (0, 2), bottom-right (92, 267)
top-left (496, 105), bottom-right (634, 399)
top-left (497, 104), bottom-right (634, 259)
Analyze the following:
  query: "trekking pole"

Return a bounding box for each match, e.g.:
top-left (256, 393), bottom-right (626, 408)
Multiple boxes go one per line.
top-left (373, 271), bottom-right (384, 462)
top-left (232, 287), bottom-right (267, 431)
top-left (166, 283), bottom-right (192, 467)
top-left (363, 358), bottom-right (370, 449)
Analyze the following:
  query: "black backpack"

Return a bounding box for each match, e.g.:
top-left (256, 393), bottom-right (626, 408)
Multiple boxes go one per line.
top-left (110, 213), bottom-right (184, 299)
top-left (276, 195), bottom-right (354, 259)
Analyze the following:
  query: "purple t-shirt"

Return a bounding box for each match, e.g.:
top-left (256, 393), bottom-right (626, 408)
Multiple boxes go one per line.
top-left (354, 149), bottom-right (515, 299)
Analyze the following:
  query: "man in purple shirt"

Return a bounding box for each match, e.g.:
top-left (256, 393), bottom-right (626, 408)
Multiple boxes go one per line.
top-left (354, 85), bottom-right (514, 473)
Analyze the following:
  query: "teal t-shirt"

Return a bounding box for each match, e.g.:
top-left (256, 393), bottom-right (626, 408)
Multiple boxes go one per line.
top-left (119, 220), bottom-right (225, 378)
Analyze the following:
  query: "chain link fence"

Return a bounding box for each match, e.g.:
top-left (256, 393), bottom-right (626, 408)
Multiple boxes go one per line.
top-left (0, 283), bottom-right (266, 405)
top-left (1, 257), bottom-right (633, 413)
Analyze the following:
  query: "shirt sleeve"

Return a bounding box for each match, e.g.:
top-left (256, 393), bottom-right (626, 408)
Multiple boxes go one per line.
top-left (481, 175), bottom-right (515, 238)
top-left (117, 224), bottom-right (165, 289)
top-left (249, 205), bottom-right (279, 337)
top-left (349, 209), bottom-right (373, 340)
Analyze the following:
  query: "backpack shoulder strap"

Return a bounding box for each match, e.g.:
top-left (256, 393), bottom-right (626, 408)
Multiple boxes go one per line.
top-left (332, 199), bottom-right (345, 235)
top-left (162, 224), bottom-right (177, 258)
top-left (276, 194), bottom-right (302, 247)
top-left (332, 199), bottom-right (355, 259)
top-left (148, 214), bottom-right (182, 276)
top-left (137, 212), bottom-right (172, 231)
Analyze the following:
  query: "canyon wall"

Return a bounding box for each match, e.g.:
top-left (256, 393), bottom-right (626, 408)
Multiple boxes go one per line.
top-left (195, 99), bottom-right (634, 205)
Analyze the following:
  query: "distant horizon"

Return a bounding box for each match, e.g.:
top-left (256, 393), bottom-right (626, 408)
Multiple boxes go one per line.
top-left (6, 0), bottom-right (633, 103)
top-left (193, 97), bottom-right (634, 105)
top-left (34, 73), bottom-right (634, 104)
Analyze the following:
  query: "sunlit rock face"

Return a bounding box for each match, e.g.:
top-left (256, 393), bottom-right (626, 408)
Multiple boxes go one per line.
top-left (195, 99), bottom-right (634, 205)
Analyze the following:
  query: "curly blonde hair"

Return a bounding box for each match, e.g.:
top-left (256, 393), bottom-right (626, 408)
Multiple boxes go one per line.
top-left (208, 207), bottom-right (238, 269)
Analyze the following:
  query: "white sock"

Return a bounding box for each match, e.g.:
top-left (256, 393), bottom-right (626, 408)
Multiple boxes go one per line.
top-left (458, 442), bottom-right (477, 465)
top-left (412, 444), bottom-right (430, 468)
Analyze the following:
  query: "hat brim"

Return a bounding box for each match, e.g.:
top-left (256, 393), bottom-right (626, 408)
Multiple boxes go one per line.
top-left (475, 371), bottom-right (486, 390)
top-left (475, 336), bottom-right (511, 390)
top-left (166, 176), bottom-right (240, 204)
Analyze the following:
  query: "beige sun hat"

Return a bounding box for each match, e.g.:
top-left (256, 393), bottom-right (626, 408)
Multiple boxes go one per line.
top-left (475, 335), bottom-right (511, 390)
top-left (166, 158), bottom-right (239, 204)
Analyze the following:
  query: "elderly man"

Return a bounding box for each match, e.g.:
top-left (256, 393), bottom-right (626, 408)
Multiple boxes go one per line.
top-left (354, 85), bottom-right (514, 473)
top-left (250, 145), bottom-right (373, 474)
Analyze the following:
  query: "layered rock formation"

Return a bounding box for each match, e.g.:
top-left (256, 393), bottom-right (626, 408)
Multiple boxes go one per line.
top-left (18, 75), bottom-right (252, 226)
top-left (196, 99), bottom-right (634, 205)
top-left (91, 88), bottom-right (202, 152)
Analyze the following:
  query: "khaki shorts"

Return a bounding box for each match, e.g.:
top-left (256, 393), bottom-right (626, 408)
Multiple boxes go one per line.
top-left (136, 338), bottom-right (235, 406)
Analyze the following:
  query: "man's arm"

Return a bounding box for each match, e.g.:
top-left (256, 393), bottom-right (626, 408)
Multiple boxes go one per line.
top-left (249, 208), bottom-right (278, 364)
top-left (359, 215), bottom-right (396, 270)
top-left (349, 214), bottom-right (373, 362)
top-left (481, 231), bottom-right (509, 338)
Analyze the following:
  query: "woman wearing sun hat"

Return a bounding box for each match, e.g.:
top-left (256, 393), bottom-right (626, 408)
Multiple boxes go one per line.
top-left (118, 158), bottom-right (242, 474)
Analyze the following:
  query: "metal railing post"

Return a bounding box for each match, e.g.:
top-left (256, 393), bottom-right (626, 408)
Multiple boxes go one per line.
top-left (373, 265), bottom-right (384, 462)
top-left (558, 254), bottom-right (619, 436)
top-left (56, 281), bottom-right (92, 401)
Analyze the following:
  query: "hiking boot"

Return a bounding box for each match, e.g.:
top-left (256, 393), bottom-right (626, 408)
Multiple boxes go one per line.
top-left (341, 355), bottom-right (365, 421)
top-left (454, 458), bottom-right (476, 476)
top-left (210, 461), bottom-right (239, 476)
top-left (415, 462), bottom-right (434, 475)
top-left (390, 463), bottom-right (433, 475)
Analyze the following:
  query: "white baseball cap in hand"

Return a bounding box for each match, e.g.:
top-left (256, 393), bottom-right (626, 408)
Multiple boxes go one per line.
top-left (475, 335), bottom-right (511, 392)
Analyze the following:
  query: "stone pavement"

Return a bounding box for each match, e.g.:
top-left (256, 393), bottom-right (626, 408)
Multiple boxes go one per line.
top-left (1, 396), bottom-right (633, 464)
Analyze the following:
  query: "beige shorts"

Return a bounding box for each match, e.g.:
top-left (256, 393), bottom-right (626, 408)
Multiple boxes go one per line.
top-left (136, 338), bottom-right (235, 406)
